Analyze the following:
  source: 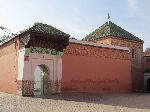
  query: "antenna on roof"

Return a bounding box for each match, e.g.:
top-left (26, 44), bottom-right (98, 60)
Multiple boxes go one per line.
top-left (107, 13), bottom-right (110, 23)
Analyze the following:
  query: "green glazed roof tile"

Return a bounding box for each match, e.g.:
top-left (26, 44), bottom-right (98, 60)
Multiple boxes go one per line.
top-left (83, 21), bottom-right (143, 42)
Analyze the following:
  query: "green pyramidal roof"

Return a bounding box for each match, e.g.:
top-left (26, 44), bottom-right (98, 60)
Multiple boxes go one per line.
top-left (83, 21), bottom-right (143, 42)
top-left (20, 22), bottom-right (70, 37)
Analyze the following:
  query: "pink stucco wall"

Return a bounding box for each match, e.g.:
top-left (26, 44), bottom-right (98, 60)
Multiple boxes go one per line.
top-left (23, 53), bottom-right (62, 81)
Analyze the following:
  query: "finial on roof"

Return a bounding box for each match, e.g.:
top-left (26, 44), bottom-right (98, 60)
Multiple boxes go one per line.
top-left (108, 13), bottom-right (110, 23)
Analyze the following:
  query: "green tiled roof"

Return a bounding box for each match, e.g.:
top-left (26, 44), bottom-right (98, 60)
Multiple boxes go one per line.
top-left (83, 21), bottom-right (143, 42)
top-left (23, 22), bottom-right (70, 37)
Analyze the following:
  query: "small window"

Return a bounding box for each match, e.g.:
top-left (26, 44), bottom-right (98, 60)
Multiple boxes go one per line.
top-left (144, 69), bottom-right (150, 73)
top-left (132, 49), bottom-right (134, 58)
top-left (146, 58), bottom-right (150, 61)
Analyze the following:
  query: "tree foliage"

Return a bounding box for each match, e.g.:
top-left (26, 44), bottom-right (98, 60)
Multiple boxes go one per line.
top-left (0, 35), bottom-right (11, 44)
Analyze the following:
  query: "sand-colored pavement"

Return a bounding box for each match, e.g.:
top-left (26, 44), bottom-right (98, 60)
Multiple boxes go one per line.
top-left (0, 92), bottom-right (150, 112)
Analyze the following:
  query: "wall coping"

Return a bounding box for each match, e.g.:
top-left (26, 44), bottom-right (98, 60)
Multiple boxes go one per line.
top-left (69, 39), bottom-right (130, 51)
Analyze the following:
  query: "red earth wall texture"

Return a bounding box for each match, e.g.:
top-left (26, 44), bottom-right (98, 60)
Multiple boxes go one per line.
top-left (0, 40), bottom-right (19, 94)
top-left (62, 43), bottom-right (132, 93)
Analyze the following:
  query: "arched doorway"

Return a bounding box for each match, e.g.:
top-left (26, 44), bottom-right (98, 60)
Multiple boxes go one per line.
top-left (147, 78), bottom-right (150, 91)
top-left (34, 64), bottom-right (50, 96)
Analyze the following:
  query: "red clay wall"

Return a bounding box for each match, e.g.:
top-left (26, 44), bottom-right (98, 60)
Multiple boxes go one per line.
top-left (0, 39), bottom-right (19, 94)
top-left (62, 43), bottom-right (132, 93)
top-left (97, 36), bottom-right (144, 90)
top-left (144, 56), bottom-right (150, 70)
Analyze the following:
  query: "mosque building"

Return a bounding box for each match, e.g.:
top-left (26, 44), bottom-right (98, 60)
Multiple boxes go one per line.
top-left (0, 21), bottom-right (146, 96)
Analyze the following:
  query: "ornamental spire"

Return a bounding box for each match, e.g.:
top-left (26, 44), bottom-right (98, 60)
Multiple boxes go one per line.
top-left (108, 13), bottom-right (110, 23)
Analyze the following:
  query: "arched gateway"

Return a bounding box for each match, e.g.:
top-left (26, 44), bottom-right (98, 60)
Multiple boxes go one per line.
top-left (34, 65), bottom-right (50, 96)
top-left (17, 23), bottom-right (69, 96)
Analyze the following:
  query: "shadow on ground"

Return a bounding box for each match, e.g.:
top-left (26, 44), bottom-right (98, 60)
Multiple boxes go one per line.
top-left (32, 92), bottom-right (150, 110)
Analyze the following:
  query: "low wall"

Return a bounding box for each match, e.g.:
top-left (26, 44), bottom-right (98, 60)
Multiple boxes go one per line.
top-left (62, 43), bottom-right (132, 93)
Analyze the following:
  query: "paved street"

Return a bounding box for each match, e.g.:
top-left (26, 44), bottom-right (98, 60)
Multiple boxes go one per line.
top-left (0, 92), bottom-right (150, 112)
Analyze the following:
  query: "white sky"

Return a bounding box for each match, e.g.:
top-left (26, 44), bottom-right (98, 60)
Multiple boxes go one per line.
top-left (0, 0), bottom-right (150, 50)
